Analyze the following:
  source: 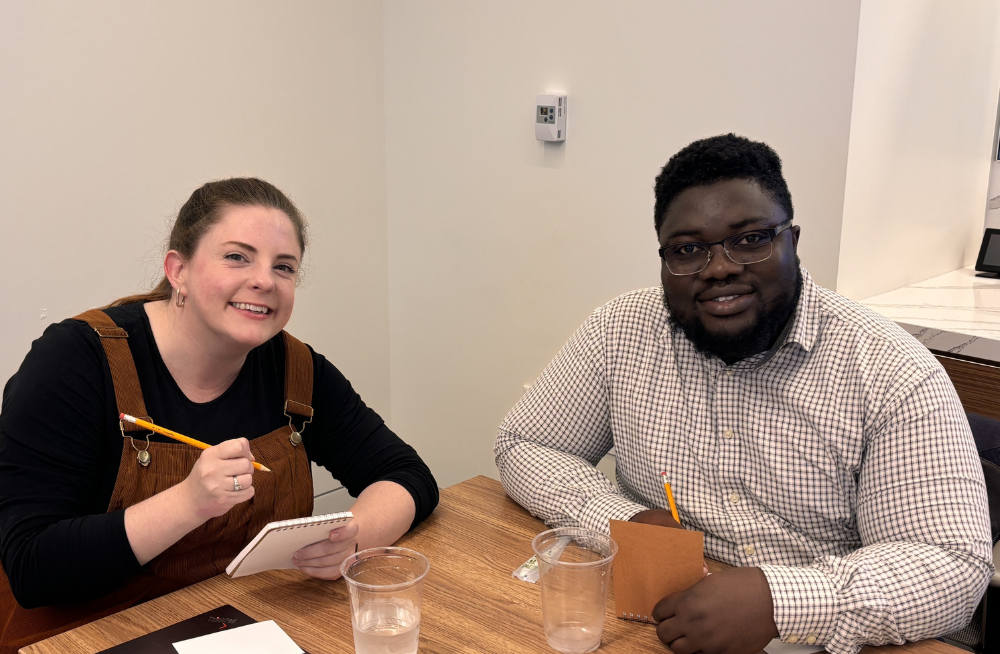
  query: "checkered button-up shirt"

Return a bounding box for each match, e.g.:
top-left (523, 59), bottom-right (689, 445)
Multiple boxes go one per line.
top-left (495, 269), bottom-right (993, 654)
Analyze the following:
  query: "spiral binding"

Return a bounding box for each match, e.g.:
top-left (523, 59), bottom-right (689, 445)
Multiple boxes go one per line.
top-left (274, 512), bottom-right (351, 531)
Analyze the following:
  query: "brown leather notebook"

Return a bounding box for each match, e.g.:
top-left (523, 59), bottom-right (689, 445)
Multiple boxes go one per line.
top-left (609, 520), bottom-right (705, 623)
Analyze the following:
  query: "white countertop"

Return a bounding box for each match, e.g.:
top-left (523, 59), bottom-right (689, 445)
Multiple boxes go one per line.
top-left (861, 266), bottom-right (1000, 342)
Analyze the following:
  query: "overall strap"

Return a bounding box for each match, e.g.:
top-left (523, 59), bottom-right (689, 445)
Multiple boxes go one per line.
top-left (282, 332), bottom-right (314, 442)
top-left (74, 309), bottom-right (149, 432)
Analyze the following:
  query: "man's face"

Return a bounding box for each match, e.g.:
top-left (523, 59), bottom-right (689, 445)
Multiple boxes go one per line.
top-left (658, 178), bottom-right (802, 364)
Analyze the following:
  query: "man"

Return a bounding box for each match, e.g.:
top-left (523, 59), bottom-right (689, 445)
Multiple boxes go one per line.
top-left (494, 134), bottom-right (993, 654)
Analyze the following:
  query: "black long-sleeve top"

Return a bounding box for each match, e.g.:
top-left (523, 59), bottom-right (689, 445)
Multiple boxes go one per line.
top-left (0, 303), bottom-right (438, 608)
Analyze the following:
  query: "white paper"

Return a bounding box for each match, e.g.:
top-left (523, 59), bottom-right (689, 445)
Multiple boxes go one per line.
top-left (227, 512), bottom-right (352, 577)
top-left (764, 638), bottom-right (824, 654)
top-left (173, 620), bottom-right (304, 654)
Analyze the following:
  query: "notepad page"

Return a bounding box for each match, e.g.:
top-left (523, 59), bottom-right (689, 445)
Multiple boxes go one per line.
top-left (226, 512), bottom-right (353, 577)
top-left (172, 620), bottom-right (303, 654)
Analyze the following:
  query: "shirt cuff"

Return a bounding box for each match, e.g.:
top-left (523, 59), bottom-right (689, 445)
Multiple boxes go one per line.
top-left (760, 564), bottom-right (842, 652)
top-left (577, 492), bottom-right (648, 534)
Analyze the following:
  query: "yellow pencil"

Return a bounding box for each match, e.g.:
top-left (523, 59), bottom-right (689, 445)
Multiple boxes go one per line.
top-left (660, 471), bottom-right (680, 524)
top-left (120, 413), bottom-right (271, 472)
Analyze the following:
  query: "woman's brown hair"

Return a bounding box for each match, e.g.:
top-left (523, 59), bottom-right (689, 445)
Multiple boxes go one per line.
top-left (108, 178), bottom-right (308, 307)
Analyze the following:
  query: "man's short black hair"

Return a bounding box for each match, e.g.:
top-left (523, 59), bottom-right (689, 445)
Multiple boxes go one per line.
top-left (653, 134), bottom-right (793, 234)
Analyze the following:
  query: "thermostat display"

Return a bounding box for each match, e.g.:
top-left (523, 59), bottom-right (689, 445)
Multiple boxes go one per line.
top-left (536, 93), bottom-right (567, 142)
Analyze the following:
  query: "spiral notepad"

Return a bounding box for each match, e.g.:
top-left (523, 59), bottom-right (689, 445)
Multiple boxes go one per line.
top-left (608, 520), bottom-right (704, 623)
top-left (226, 511), bottom-right (353, 578)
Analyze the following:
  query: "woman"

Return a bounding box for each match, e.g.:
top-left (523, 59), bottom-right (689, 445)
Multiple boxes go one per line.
top-left (0, 178), bottom-right (438, 652)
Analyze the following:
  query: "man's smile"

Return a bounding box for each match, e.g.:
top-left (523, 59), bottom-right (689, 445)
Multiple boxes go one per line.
top-left (696, 285), bottom-right (755, 316)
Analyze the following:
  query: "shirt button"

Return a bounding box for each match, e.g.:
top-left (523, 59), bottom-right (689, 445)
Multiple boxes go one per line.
top-left (743, 544), bottom-right (755, 556)
top-left (729, 492), bottom-right (741, 504)
top-left (725, 369), bottom-right (734, 376)
top-left (806, 635), bottom-right (817, 645)
top-left (723, 429), bottom-right (734, 439)
top-left (786, 636), bottom-right (799, 644)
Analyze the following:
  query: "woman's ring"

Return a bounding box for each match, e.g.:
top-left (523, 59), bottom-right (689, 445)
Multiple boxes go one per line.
top-left (233, 476), bottom-right (242, 492)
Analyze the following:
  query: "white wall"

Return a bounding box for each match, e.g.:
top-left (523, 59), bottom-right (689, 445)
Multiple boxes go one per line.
top-left (837, 0), bottom-right (1000, 300)
top-left (986, 113), bottom-right (1000, 229)
top-left (0, 1), bottom-right (392, 421)
top-left (383, 0), bottom-right (863, 487)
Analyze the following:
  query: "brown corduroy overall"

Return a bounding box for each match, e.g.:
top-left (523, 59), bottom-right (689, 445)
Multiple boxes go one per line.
top-left (0, 309), bottom-right (315, 654)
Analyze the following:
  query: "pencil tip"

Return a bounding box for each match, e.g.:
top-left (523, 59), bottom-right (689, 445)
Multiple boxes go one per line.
top-left (261, 465), bottom-right (272, 473)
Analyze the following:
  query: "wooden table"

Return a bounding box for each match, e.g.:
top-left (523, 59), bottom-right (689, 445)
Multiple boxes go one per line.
top-left (23, 476), bottom-right (963, 654)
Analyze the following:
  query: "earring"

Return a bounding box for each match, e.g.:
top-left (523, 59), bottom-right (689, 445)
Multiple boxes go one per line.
top-left (175, 290), bottom-right (185, 308)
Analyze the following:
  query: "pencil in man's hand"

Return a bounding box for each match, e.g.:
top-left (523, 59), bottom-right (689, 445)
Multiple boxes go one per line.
top-left (119, 413), bottom-right (271, 472)
top-left (660, 471), bottom-right (680, 524)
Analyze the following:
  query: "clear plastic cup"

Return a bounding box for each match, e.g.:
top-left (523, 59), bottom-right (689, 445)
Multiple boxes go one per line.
top-left (532, 528), bottom-right (618, 654)
top-left (340, 547), bottom-right (430, 654)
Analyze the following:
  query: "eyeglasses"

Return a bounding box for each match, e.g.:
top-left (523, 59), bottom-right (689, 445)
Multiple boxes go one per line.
top-left (658, 219), bottom-right (793, 276)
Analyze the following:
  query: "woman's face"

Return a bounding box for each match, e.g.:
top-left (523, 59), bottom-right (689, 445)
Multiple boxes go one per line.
top-left (175, 204), bottom-right (301, 353)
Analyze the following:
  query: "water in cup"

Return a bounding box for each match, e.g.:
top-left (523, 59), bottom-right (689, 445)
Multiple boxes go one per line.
top-left (341, 547), bottom-right (429, 654)
top-left (352, 600), bottom-right (419, 654)
top-left (532, 528), bottom-right (617, 654)
top-left (539, 569), bottom-right (606, 654)
top-left (544, 624), bottom-right (603, 654)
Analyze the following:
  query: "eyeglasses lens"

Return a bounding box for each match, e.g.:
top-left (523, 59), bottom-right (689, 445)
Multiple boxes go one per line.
top-left (663, 231), bottom-right (774, 275)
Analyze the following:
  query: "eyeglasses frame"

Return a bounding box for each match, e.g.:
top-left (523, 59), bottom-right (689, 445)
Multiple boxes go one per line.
top-left (658, 219), bottom-right (794, 276)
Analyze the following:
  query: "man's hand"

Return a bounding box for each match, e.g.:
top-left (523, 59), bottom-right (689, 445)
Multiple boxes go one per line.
top-left (652, 567), bottom-right (778, 654)
top-left (630, 509), bottom-right (708, 575)
top-left (630, 509), bottom-right (682, 529)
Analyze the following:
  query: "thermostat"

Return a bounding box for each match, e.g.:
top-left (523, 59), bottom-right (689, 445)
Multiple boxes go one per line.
top-left (536, 93), bottom-right (567, 142)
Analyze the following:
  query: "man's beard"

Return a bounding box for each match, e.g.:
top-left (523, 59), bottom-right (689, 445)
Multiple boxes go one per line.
top-left (665, 269), bottom-right (803, 364)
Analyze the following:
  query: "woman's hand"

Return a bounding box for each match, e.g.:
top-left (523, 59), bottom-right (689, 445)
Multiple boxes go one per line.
top-left (125, 437), bottom-right (257, 565)
top-left (293, 521), bottom-right (361, 580)
top-left (180, 438), bottom-right (256, 521)
top-left (290, 481), bottom-right (413, 580)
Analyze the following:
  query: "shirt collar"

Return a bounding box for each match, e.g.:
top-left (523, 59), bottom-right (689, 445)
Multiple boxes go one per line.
top-left (781, 266), bottom-right (820, 354)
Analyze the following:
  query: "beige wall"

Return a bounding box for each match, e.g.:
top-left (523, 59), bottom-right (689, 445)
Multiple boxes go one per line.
top-left (837, 0), bottom-right (1000, 300)
top-left (5, 2), bottom-right (999, 492)
top-left (383, 0), bottom-right (863, 487)
top-left (0, 1), bottom-right (391, 421)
